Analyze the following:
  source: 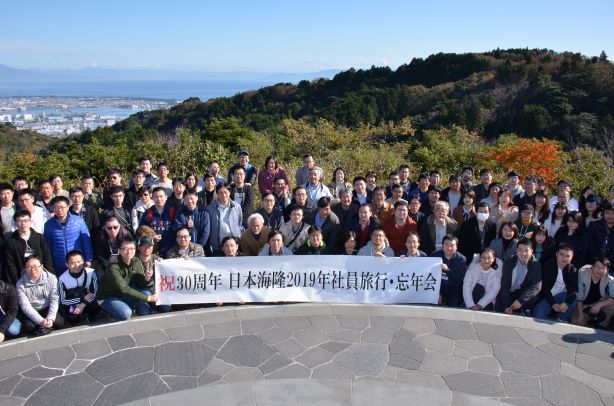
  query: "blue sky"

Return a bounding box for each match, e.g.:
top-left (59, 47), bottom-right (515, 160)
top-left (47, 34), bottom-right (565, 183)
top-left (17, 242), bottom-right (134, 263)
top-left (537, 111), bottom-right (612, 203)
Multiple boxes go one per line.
top-left (1, 0), bottom-right (612, 72)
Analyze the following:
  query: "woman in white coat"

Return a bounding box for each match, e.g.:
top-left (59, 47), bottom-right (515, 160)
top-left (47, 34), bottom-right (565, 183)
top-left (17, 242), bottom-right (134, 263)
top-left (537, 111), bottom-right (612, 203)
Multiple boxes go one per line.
top-left (463, 248), bottom-right (502, 311)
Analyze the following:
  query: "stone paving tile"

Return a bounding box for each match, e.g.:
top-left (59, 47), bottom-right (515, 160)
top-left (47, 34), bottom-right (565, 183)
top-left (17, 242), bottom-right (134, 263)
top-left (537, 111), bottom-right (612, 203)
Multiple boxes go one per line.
top-left (22, 366), bottom-right (63, 379)
top-left (205, 357), bottom-right (234, 376)
top-left (107, 334), bottom-right (136, 351)
top-left (72, 339), bottom-right (112, 360)
top-left (468, 356), bottom-right (501, 375)
top-left (308, 315), bottom-right (342, 332)
top-left (444, 371), bottom-right (505, 397)
top-left (392, 327), bottom-right (416, 341)
top-left (453, 340), bottom-right (493, 359)
top-left (133, 330), bottom-right (170, 347)
top-left (20, 330), bottom-right (79, 356)
top-left (500, 397), bottom-right (553, 406)
top-left (319, 341), bottom-right (351, 354)
top-left (326, 329), bottom-right (362, 343)
top-left (197, 372), bottom-right (223, 386)
top-left (155, 341), bottom-right (215, 376)
top-left (94, 372), bottom-right (169, 406)
top-left (0, 354), bottom-right (39, 381)
top-left (86, 347), bottom-right (154, 384)
top-left (388, 338), bottom-right (426, 370)
top-left (0, 375), bottom-right (21, 396)
top-left (361, 327), bottom-right (394, 344)
top-left (38, 346), bottom-right (75, 369)
top-left (295, 347), bottom-right (334, 368)
top-left (576, 340), bottom-right (614, 359)
top-left (224, 366), bottom-right (265, 382)
top-left (493, 343), bottom-right (559, 376)
top-left (396, 369), bottom-right (449, 390)
top-left (337, 316), bottom-right (370, 330)
top-left (575, 353), bottom-right (614, 381)
top-left (65, 359), bottom-right (91, 375)
top-left (201, 337), bottom-right (228, 350)
top-left (241, 318), bottom-right (275, 334)
top-left (536, 343), bottom-right (576, 364)
top-left (514, 328), bottom-right (550, 347)
top-left (203, 320), bottom-right (241, 337)
top-left (370, 316), bottom-right (403, 330)
top-left (560, 362), bottom-right (614, 396)
top-left (474, 323), bottom-right (523, 344)
top-left (541, 374), bottom-right (602, 406)
top-left (499, 371), bottom-right (542, 397)
top-left (274, 338), bottom-right (306, 358)
top-left (548, 333), bottom-right (578, 348)
top-left (265, 363), bottom-right (311, 379)
top-left (435, 319), bottom-right (478, 340)
top-left (217, 335), bottom-right (276, 367)
top-left (335, 343), bottom-right (388, 376)
top-left (312, 362), bottom-right (355, 379)
top-left (274, 316), bottom-right (310, 331)
top-left (601, 395), bottom-right (614, 406)
top-left (379, 365), bottom-right (398, 381)
top-left (258, 354), bottom-right (293, 375)
top-left (0, 396), bottom-right (24, 406)
top-left (293, 328), bottom-right (328, 347)
top-left (402, 317), bottom-right (436, 335)
top-left (164, 324), bottom-right (203, 341)
top-left (11, 377), bottom-right (48, 398)
top-left (415, 333), bottom-right (455, 354)
top-left (25, 372), bottom-right (103, 406)
top-left (257, 326), bottom-right (292, 345)
top-left (421, 351), bottom-right (468, 375)
top-left (160, 375), bottom-right (198, 391)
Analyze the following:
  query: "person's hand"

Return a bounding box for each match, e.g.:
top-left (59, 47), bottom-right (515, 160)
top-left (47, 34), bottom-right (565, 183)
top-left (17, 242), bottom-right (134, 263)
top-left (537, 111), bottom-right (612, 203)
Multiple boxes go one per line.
top-left (84, 261), bottom-right (92, 268)
top-left (145, 267), bottom-right (154, 280)
top-left (590, 303), bottom-right (601, 314)
top-left (181, 254), bottom-right (190, 260)
top-left (187, 217), bottom-right (194, 228)
top-left (504, 307), bottom-right (513, 315)
top-left (557, 303), bottom-right (568, 314)
top-left (0, 332), bottom-right (5, 343)
top-left (147, 294), bottom-right (159, 303)
top-left (84, 293), bottom-right (94, 302)
top-left (552, 303), bottom-right (561, 313)
top-left (470, 304), bottom-right (482, 310)
top-left (152, 234), bottom-right (162, 242)
top-left (510, 300), bottom-right (522, 311)
top-left (441, 264), bottom-right (449, 272)
top-left (109, 255), bottom-right (118, 264)
top-left (73, 303), bottom-right (85, 315)
top-left (374, 252), bottom-right (385, 257)
top-left (43, 319), bottom-right (53, 328)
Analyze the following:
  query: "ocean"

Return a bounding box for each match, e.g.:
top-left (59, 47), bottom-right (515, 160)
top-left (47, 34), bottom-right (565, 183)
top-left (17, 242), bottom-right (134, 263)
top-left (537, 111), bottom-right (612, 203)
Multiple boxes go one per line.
top-left (0, 80), bottom-right (278, 101)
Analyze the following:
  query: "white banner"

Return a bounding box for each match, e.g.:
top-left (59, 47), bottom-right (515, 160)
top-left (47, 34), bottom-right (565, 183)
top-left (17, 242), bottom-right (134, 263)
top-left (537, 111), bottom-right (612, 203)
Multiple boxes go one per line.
top-left (155, 256), bottom-right (441, 305)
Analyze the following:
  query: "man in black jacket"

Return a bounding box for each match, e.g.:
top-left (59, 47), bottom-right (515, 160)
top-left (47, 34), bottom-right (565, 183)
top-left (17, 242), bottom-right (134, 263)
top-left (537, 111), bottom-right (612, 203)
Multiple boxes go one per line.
top-left (496, 237), bottom-right (542, 314)
top-left (532, 242), bottom-right (578, 322)
top-left (587, 203), bottom-right (614, 266)
top-left (457, 202), bottom-right (497, 264)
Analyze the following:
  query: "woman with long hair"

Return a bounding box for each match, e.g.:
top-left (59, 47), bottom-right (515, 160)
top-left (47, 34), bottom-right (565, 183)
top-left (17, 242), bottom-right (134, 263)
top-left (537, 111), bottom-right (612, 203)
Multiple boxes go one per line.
top-left (257, 155), bottom-right (289, 196)
top-left (529, 225), bottom-right (556, 264)
top-left (554, 211), bottom-right (589, 268)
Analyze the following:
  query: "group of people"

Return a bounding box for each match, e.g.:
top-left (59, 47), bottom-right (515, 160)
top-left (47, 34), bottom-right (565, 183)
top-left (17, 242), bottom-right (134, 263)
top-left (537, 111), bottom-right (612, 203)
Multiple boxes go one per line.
top-left (1, 151), bottom-right (614, 342)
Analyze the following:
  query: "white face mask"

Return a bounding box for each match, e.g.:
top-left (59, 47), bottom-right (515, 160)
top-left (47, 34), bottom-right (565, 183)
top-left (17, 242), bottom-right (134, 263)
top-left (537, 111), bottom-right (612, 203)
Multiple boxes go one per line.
top-left (476, 212), bottom-right (489, 222)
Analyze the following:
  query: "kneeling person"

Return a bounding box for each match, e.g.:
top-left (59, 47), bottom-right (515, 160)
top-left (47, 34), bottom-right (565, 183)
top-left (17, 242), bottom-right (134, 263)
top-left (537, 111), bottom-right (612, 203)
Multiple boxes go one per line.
top-left (58, 251), bottom-right (100, 324)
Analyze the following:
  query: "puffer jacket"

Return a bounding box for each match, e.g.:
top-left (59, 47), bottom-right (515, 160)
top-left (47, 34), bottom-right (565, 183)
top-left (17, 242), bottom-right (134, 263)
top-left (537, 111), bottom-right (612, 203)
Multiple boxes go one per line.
top-left (16, 268), bottom-right (59, 324)
top-left (44, 212), bottom-right (94, 272)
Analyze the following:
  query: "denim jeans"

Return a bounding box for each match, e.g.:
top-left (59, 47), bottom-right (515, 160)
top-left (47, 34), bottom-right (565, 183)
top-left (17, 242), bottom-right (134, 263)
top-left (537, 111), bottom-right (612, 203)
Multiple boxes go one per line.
top-left (532, 291), bottom-right (576, 322)
top-left (0, 315), bottom-right (21, 337)
top-left (100, 289), bottom-right (152, 321)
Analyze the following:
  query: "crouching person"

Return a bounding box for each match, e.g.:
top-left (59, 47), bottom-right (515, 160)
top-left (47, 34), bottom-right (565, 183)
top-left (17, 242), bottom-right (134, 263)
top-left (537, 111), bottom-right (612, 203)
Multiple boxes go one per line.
top-left (58, 251), bottom-right (100, 325)
top-left (16, 255), bottom-right (64, 336)
top-left (97, 238), bottom-right (158, 321)
top-left (0, 279), bottom-right (21, 342)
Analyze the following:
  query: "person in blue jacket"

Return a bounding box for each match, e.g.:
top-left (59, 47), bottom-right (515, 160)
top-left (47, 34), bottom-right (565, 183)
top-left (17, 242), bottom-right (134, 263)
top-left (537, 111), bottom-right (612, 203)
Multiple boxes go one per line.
top-left (44, 196), bottom-right (93, 273)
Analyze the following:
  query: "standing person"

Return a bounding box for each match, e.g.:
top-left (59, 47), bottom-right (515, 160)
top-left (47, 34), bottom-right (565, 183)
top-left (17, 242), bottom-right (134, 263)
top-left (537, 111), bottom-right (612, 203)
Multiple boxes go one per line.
top-left (462, 248), bottom-right (502, 311)
top-left (131, 187), bottom-right (154, 232)
top-left (369, 187), bottom-right (394, 224)
top-left (58, 251), bottom-right (99, 325)
top-left (431, 235), bottom-right (467, 307)
top-left (197, 174), bottom-right (217, 208)
top-left (457, 202), bottom-right (497, 263)
top-left (514, 175), bottom-right (538, 208)
top-left (304, 168), bottom-right (332, 209)
top-left (490, 188), bottom-right (519, 233)
top-left (206, 160), bottom-right (226, 185)
top-left (44, 196), bottom-right (93, 274)
top-left (97, 239), bottom-right (157, 321)
top-left (452, 189), bottom-right (477, 226)
top-left (472, 168), bottom-right (492, 203)
top-left (587, 203), bottom-right (614, 266)
top-left (168, 177), bottom-right (186, 208)
top-left (137, 156), bottom-right (158, 188)
top-left (489, 222), bottom-right (519, 263)
top-left (382, 201), bottom-right (418, 256)
top-left (506, 171), bottom-right (524, 198)
top-left (125, 169), bottom-right (146, 210)
top-left (102, 186), bottom-right (132, 230)
top-left (93, 215), bottom-right (131, 277)
top-left (357, 226), bottom-right (394, 257)
top-left (419, 200), bottom-right (458, 255)
top-left (365, 171), bottom-right (378, 193)
top-left (0, 278), bottom-right (20, 342)
top-left (257, 155), bottom-right (288, 196)
top-left (0, 183), bottom-right (16, 241)
top-left (460, 166), bottom-right (476, 190)
top-left (306, 197), bottom-right (340, 250)
top-left (206, 183), bottom-right (243, 256)
top-left (532, 243), bottom-right (578, 322)
top-left (533, 190), bottom-right (551, 225)
top-left (554, 211), bottom-right (589, 269)
top-left (284, 186), bottom-right (311, 222)
top-left (347, 204), bottom-right (379, 249)
top-left (81, 174), bottom-right (103, 213)
top-left (352, 176), bottom-right (372, 205)
top-left (36, 180), bottom-right (54, 213)
top-left (152, 162), bottom-right (173, 196)
top-left (4, 210), bottom-right (54, 284)
top-left (327, 167), bottom-right (353, 202)
top-left (103, 169), bottom-right (124, 210)
top-left (69, 186), bottom-right (100, 235)
top-left (16, 255), bottom-right (64, 335)
top-left (441, 174), bottom-right (463, 212)
top-left (295, 154), bottom-right (323, 188)
top-left (332, 190), bottom-right (359, 232)
top-left (230, 166), bottom-right (255, 227)
top-left (227, 150), bottom-right (257, 185)
top-left (410, 173), bottom-right (431, 206)
top-left (257, 192), bottom-right (284, 231)
top-left (279, 206), bottom-right (310, 254)
top-left (497, 238), bottom-right (542, 315)
top-left (139, 187), bottom-right (176, 258)
top-left (408, 196), bottom-right (426, 227)
top-left (16, 189), bottom-right (49, 234)
top-left (272, 177), bottom-right (292, 213)
top-left (174, 189), bottom-right (210, 248)
top-left (49, 174), bottom-right (70, 199)
top-left (398, 164), bottom-right (416, 196)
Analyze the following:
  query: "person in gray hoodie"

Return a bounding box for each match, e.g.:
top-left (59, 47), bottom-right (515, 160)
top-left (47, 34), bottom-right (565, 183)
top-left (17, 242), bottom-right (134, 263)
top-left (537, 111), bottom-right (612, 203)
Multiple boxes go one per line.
top-left (357, 226), bottom-right (395, 257)
top-left (16, 255), bottom-right (64, 335)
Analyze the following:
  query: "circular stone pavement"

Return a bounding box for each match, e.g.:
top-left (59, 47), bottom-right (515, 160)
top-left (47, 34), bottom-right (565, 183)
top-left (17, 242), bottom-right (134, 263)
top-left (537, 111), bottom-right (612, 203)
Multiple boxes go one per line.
top-left (0, 304), bottom-right (612, 406)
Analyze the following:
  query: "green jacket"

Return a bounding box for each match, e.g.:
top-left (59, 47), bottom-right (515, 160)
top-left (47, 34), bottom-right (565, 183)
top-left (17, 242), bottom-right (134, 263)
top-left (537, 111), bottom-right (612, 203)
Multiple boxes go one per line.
top-left (98, 257), bottom-right (149, 302)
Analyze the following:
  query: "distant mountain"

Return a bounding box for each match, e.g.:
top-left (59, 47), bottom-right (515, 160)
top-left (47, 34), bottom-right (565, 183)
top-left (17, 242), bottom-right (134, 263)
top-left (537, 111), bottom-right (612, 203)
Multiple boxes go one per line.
top-left (0, 64), bottom-right (341, 83)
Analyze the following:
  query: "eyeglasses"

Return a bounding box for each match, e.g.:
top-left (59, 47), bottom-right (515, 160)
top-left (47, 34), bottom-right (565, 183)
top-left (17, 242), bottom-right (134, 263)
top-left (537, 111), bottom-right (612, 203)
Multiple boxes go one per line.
top-left (15, 219), bottom-right (31, 224)
top-left (54, 206), bottom-right (69, 211)
top-left (177, 235), bottom-right (190, 239)
top-left (105, 226), bottom-right (119, 230)
top-left (120, 247), bottom-right (136, 252)
top-left (25, 264), bottom-right (43, 271)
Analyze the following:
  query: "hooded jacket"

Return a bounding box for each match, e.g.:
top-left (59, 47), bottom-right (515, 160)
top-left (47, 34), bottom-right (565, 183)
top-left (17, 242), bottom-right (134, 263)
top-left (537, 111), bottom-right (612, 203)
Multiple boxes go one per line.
top-left (16, 268), bottom-right (59, 324)
top-left (357, 239), bottom-right (395, 257)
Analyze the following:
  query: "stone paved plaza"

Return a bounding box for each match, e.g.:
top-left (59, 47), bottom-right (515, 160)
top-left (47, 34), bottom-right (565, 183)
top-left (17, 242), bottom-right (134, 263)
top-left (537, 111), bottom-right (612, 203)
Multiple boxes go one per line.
top-left (0, 304), bottom-right (613, 406)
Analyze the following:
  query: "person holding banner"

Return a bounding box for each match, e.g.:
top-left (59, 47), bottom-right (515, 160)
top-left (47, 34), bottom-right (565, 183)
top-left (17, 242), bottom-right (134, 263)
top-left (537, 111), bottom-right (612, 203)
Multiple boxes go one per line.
top-left (357, 226), bottom-right (394, 257)
top-left (462, 248), bottom-right (502, 311)
top-left (296, 225), bottom-right (327, 255)
top-left (259, 231), bottom-right (293, 256)
top-left (137, 236), bottom-right (172, 313)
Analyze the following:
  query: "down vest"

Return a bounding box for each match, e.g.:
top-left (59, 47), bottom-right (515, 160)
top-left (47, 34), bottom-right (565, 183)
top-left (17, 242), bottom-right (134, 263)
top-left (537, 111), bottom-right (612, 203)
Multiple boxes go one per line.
top-left (44, 213), bottom-right (94, 273)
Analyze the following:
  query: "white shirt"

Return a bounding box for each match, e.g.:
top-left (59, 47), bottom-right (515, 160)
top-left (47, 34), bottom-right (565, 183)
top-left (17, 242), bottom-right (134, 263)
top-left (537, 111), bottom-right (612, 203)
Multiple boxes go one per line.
top-left (551, 268), bottom-right (566, 296)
